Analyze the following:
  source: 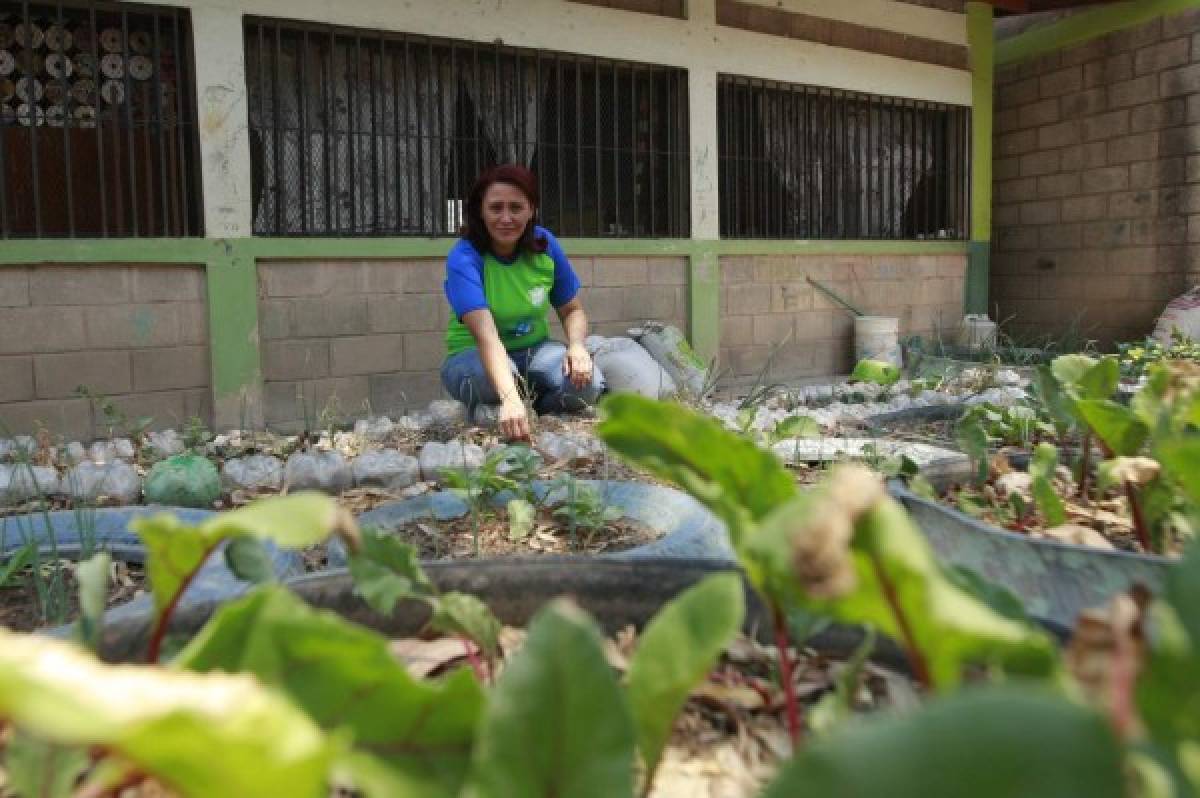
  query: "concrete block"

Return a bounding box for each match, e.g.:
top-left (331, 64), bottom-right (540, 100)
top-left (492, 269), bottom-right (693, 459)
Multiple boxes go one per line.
top-left (994, 176), bottom-right (1038, 203)
top-left (1085, 140), bottom-right (1110, 168)
top-left (263, 340), bottom-right (330, 381)
top-left (290, 296), bottom-right (369, 338)
top-left (1109, 190), bottom-right (1158, 219)
top-left (1131, 99), bottom-right (1186, 132)
top-left (1060, 88), bottom-right (1108, 119)
top-left (1018, 98), bottom-right (1061, 128)
top-left (720, 315), bottom-right (753, 347)
top-left (724, 346), bottom-right (769, 378)
top-left (1135, 37), bottom-right (1191, 75)
top-left (131, 347), bottom-right (210, 392)
top-left (403, 332), bottom-right (446, 372)
top-left (998, 76), bottom-right (1040, 106)
top-left (35, 351), bottom-right (131, 399)
top-left (723, 283), bottom-right (771, 315)
top-left (1082, 110), bottom-right (1130, 141)
top-left (264, 377), bottom-right (371, 428)
top-left (1019, 150), bottom-right (1061, 177)
top-left (1040, 223), bottom-right (1082, 250)
top-left (367, 294), bottom-right (443, 333)
top-left (1036, 173), bottom-right (1081, 198)
top-left (0, 268), bottom-right (30, 307)
top-left (85, 304), bottom-right (182, 349)
top-left (105, 392), bottom-right (187, 431)
top-left (794, 311), bottom-right (834, 340)
top-left (995, 226), bottom-right (1040, 251)
top-left (568, 257), bottom-right (594, 287)
top-left (719, 257), bottom-right (755, 284)
top-left (995, 108), bottom-right (1021, 134)
top-left (996, 130), bottom-right (1038, 157)
top-left (259, 261), bottom-right (363, 298)
top-left (178, 302), bottom-right (210, 345)
top-left (182, 389), bottom-right (213, 426)
top-left (329, 335), bottom-right (406, 376)
top-left (994, 156), bottom-right (1020, 181)
top-left (1188, 154), bottom-right (1200, 182)
top-left (752, 314), bottom-right (793, 346)
top-left (769, 283), bottom-right (814, 313)
top-left (584, 286), bottom-right (625, 322)
top-left (1160, 126), bottom-right (1200, 156)
top-left (1131, 217), bottom-right (1188, 245)
top-left (647, 258), bottom-right (688, 285)
top-left (1131, 157), bottom-right (1186, 189)
top-left (1019, 200), bottom-right (1060, 225)
top-left (1163, 8), bottom-right (1200, 37)
top-left (1109, 75), bottom-right (1159, 108)
top-left (131, 265), bottom-right (205, 302)
top-left (360, 260), bottom-right (408, 293)
top-left (1082, 166), bottom-right (1130, 194)
top-left (593, 257), bottom-right (650, 286)
top-left (994, 203), bottom-right (1020, 226)
top-left (622, 285), bottom-right (678, 320)
top-left (1040, 65), bottom-right (1083, 98)
top-left (258, 299), bottom-right (291, 340)
top-left (401, 260), bottom-right (445, 293)
top-left (1037, 120), bottom-right (1081, 149)
top-left (29, 265), bottom-right (132, 306)
top-left (1083, 220), bottom-right (1132, 248)
top-left (1062, 195), bottom-right (1110, 222)
top-left (0, 357), bottom-right (35, 402)
top-left (1160, 63), bottom-right (1200, 98)
top-left (0, 398), bottom-right (93, 440)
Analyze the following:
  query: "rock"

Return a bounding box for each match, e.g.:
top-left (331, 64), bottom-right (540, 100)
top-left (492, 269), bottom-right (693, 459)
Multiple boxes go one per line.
top-left (88, 439), bottom-right (134, 463)
top-left (591, 336), bottom-right (677, 399)
top-left (222, 455), bottom-right (285, 492)
top-left (144, 455), bottom-right (221, 508)
top-left (1039, 524), bottom-right (1115, 551)
top-left (471, 403), bottom-right (501, 429)
top-left (0, 440), bottom-right (12, 461)
top-left (64, 461), bottom-right (141, 504)
top-left (0, 464), bottom-right (61, 503)
top-left (427, 399), bottom-right (468, 427)
top-left (145, 429), bottom-right (185, 459)
top-left (537, 430), bottom-right (604, 464)
top-left (13, 435), bottom-right (37, 456)
top-left (418, 441), bottom-right (485, 483)
top-left (994, 472), bottom-right (1034, 498)
top-left (60, 442), bottom-right (88, 465)
top-left (395, 413), bottom-right (430, 433)
top-left (629, 322), bottom-right (709, 398)
top-left (284, 451), bottom-right (353, 494)
top-left (354, 416), bottom-right (395, 442)
top-left (352, 450), bottom-right (421, 492)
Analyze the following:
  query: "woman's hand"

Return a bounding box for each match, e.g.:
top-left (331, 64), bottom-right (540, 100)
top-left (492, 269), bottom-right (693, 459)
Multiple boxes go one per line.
top-left (563, 343), bottom-right (593, 390)
top-left (499, 396), bottom-right (531, 442)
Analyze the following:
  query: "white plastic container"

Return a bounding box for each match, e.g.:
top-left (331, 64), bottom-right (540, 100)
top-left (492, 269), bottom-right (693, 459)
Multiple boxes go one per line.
top-left (854, 315), bottom-right (901, 367)
top-left (959, 314), bottom-right (998, 351)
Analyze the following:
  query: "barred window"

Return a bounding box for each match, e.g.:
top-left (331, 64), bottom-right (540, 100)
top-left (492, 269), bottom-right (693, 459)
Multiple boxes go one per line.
top-left (245, 18), bottom-right (690, 238)
top-left (0, 1), bottom-right (201, 238)
top-left (718, 76), bottom-right (970, 240)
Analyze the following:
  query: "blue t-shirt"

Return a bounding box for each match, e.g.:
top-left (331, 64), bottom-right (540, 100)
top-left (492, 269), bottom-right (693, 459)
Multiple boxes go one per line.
top-left (443, 226), bottom-right (581, 354)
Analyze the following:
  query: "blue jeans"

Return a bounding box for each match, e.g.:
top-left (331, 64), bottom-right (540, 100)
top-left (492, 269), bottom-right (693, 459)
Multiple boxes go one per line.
top-left (441, 340), bottom-right (605, 414)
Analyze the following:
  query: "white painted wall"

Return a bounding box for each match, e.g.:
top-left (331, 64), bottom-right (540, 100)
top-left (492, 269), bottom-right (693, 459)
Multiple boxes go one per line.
top-left (127, 0), bottom-right (972, 240)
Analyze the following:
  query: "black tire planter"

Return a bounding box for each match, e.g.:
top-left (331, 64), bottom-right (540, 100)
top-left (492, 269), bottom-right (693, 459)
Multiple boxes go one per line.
top-left (88, 557), bottom-right (907, 669)
top-left (328, 480), bottom-right (733, 567)
top-left (2, 506), bottom-right (306, 638)
top-left (889, 481), bottom-right (1169, 630)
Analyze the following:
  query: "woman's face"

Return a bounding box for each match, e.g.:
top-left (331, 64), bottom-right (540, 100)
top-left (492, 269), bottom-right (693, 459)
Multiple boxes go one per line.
top-left (481, 182), bottom-right (533, 254)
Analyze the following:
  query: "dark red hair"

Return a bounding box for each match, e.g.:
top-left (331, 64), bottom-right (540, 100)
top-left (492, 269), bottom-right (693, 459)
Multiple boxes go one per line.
top-left (460, 164), bottom-right (548, 256)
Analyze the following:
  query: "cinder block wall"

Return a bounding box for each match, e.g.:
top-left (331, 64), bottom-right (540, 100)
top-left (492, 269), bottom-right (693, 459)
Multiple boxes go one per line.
top-left (719, 254), bottom-right (966, 381)
top-left (258, 256), bottom-right (687, 429)
top-left (0, 265), bottom-right (211, 440)
top-left (992, 9), bottom-right (1200, 346)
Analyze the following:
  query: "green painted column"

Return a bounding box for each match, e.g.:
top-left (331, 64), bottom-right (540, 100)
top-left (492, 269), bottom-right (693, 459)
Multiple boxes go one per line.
top-left (205, 240), bottom-right (264, 430)
top-left (688, 246), bottom-right (720, 364)
top-left (966, 2), bottom-right (994, 316)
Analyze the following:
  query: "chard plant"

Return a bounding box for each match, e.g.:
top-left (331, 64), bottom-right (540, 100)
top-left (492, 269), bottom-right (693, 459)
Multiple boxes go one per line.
top-left (441, 445), bottom-right (538, 557)
top-left (546, 474), bottom-right (622, 547)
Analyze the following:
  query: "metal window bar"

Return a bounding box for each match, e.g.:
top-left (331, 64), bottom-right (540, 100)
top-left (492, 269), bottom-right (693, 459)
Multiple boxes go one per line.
top-left (245, 17), bottom-right (688, 237)
top-left (715, 74), bottom-right (969, 240)
top-left (0, 0), bottom-right (200, 237)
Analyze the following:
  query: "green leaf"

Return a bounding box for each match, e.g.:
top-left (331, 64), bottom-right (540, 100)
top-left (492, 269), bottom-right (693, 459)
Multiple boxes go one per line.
top-left (955, 417), bottom-right (990, 484)
top-left (0, 628), bottom-right (337, 798)
top-left (506, 498), bottom-right (535, 541)
top-left (75, 551), bottom-right (111, 651)
top-left (465, 600), bottom-right (634, 798)
top-left (132, 492), bottom-right (346, 615)
top-left (1050, 354), bottom-right (1099, 390)
top-left (745, 488), bottom-right (1058, 690)
top-left (348, 528), bottom-right (435, 616)
top-left (1076, 357), bottom-right (1120, 400)
top-left (626, 573), bottom-right (744, 779)
top-left (177, 585), bottom-right (483, 797)
top-left (851, 359), bottom-right (902, 386)
top-left (0, 541), bottom-right (35, 587)
top-left (430, 592), bottom-right (503, 663)
top-left (1076, 400), bottom-right (1150, 457)
top-left (598, 395), bottom-right (796, 548)
top-left (809, 627), bottom-right (876, 737)
top-left (768, 414), bottom-right (821, 444)
top-left (1029, 443), bottom-right (1067, 528)
top-left (224, 536), bottom-right (277, 584)
top-left (1157, 438), bottom-right (1200, 508)
top-left (942, 565), bottom-right (1030, 625)
top-left (3, 732), bottom-right (90, 798)
top-left (762, 687), bottom-right (1124, 798)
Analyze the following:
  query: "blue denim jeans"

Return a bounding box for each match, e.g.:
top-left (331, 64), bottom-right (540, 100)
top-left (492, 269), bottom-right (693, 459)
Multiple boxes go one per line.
top-left (440, 340), bottom-right (605, 414)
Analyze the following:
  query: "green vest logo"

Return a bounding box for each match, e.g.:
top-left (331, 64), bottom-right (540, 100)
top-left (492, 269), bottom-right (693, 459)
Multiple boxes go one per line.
top-left (528, 285), bottom-right (548, 307)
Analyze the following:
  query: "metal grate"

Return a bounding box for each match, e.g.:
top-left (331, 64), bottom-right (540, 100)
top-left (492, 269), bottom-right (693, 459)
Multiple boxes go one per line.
top-left (0, 0), bottom-right (201, 238)
top-left (245, 18), bottom-right (690, 238)
top-left (718, 75), bottom-right (970, 240)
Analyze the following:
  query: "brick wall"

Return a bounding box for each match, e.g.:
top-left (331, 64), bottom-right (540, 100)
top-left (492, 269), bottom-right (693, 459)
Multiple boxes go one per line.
top-left (258, 256), bottom-right (688, 429)
top-left (992, 9), bottom-right (1200, 346)
top-left (0, 265), bottom-right (211, 440)
top-left (719, 254), bottom-right (966, 381)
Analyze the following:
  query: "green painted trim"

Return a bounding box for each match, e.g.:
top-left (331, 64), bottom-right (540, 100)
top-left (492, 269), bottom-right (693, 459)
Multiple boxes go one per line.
top-left (966, 240), bottom-right (990, 315)
top-left (708, 239), bottom-right (967, 256)
top-left (996, 0), bottom-right (1200, 66)
top-left (205, 240), bottom-right (264, 429)
top-left (968, 2), bottom-right (994, 246)
top-left (0, 238), bottom-right (217, 264)
top-left (688, 250), bottom-right (720, 363)
top-left (246, 237), bottom-right (697, 258)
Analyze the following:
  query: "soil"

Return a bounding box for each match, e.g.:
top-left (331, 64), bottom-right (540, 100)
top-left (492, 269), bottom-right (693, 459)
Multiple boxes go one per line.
top-left (390, 505), bottom-right (659, 558)
top-left (0, 558), bottom-right (145, 632)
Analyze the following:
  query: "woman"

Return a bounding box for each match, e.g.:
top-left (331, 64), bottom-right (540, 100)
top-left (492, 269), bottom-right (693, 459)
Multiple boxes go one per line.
top-left (441, 164), bottom-right (604, 441)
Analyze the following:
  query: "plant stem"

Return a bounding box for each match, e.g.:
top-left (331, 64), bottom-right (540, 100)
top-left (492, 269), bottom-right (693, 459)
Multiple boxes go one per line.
top-left (459, 636), bottom-right (487, 683)
top-left (770, 603), bottom-right (803, 746)
top-left (146, 542), bottom-right (219, 663)
top-left (1078, 430), bottom-right (1092, 500)
top-left (1124, 481), bottom-right (1152, 553)
top-left (869, 550), bottom-right (932, 690)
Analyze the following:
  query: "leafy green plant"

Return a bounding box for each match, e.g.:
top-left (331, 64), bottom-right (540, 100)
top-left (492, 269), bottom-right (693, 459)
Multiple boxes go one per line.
top-left (181, 415), bottom-right (212, 453)
top-left (75, 385), bottom-right (153, 451)
top-left (441, 445), bottom-right (538, 557)
top-left (850, 359), bottom-right (901, 388)
top-left (1118, 332), bottom-right (1200, 379)
top-left (547, 474), bottom-right (622, 547)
